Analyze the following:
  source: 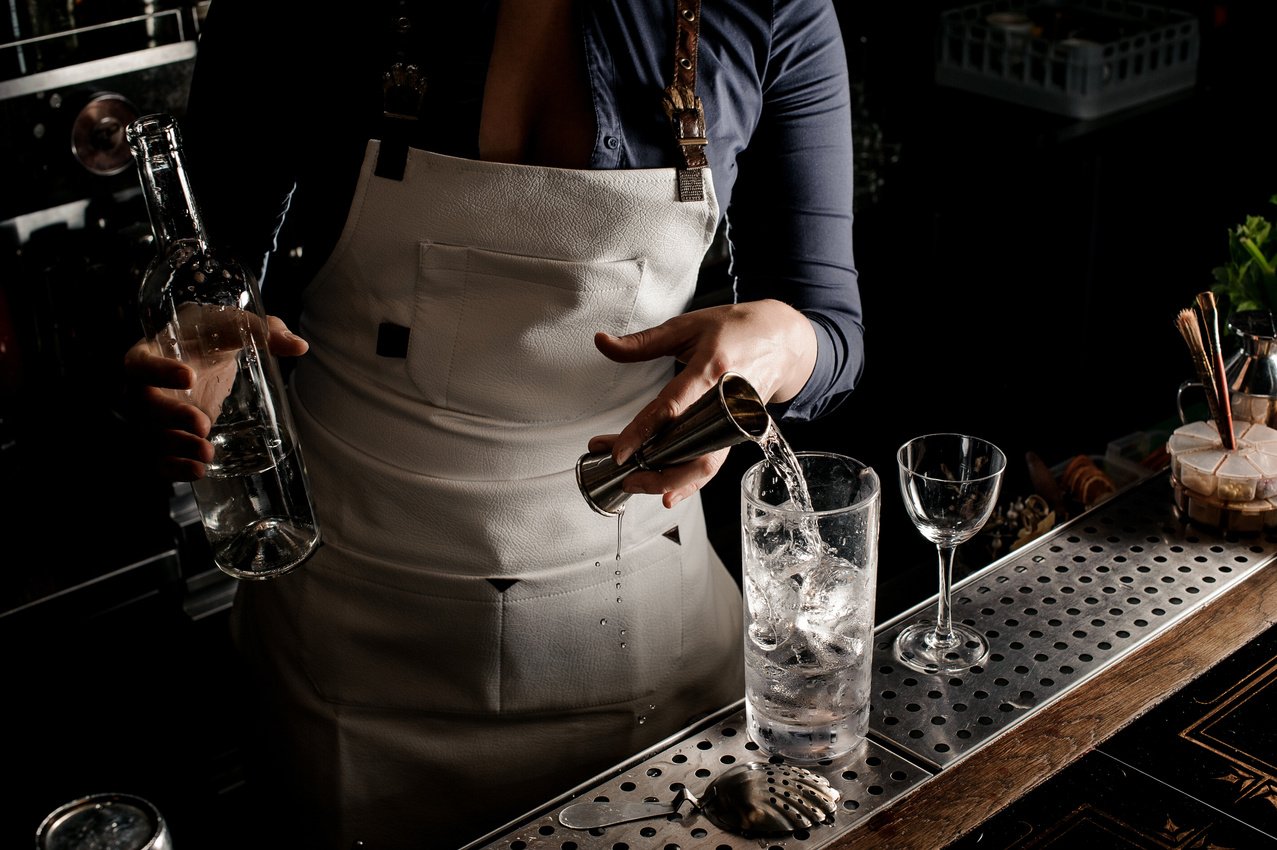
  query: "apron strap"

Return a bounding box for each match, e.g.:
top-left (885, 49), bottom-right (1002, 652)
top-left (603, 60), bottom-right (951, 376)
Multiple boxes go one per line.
top-left (377, 8), bottom-right (429, 181)
top-left (662, 0), bottom-right (707, 202)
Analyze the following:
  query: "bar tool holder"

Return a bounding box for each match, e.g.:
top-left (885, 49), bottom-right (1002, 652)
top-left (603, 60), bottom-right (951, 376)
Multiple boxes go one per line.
top-left (576, 371), bottom-right (772, 516)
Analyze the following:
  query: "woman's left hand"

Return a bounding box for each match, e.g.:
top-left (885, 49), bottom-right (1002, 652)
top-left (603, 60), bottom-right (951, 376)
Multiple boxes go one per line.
top-left (590, 299), bottom-right (817, 508)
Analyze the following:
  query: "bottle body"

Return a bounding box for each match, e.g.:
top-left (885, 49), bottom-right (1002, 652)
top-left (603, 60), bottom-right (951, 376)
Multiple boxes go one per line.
top-left (130, 115), bottom-right (319, 579)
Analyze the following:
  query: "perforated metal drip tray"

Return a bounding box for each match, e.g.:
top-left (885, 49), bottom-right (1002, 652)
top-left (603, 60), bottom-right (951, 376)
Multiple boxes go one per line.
top-left (467, 472), bottom-right (1277, 850)
top-left (868, 469), bottom-right (1277, 770)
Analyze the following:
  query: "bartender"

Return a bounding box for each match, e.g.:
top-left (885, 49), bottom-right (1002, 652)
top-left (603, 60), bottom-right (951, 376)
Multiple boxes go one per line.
top-left (123, 0), bottom-right (865, 847)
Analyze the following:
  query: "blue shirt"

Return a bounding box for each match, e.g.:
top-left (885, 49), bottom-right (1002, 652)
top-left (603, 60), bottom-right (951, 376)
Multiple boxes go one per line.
top-left (184, 0), bottom-right (864, 420)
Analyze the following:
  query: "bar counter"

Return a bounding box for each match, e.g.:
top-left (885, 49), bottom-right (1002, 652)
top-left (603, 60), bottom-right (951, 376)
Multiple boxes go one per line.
top-left (462, 468), bottom-right (1277, 849)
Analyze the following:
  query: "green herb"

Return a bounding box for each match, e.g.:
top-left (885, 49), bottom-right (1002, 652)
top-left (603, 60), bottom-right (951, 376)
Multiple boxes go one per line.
top-left (1211, 194), bottom-right (1277, 318)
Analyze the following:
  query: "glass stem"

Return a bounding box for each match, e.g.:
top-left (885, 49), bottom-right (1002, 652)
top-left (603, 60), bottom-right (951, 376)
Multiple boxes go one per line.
top-left (933, 544), bottom-right (958, 647)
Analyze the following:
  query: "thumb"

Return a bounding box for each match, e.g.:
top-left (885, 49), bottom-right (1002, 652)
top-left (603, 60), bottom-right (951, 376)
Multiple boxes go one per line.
top-left (266, 315), bottom-right (309, 357)
top-left (594, 322), bottom-right (681, 364)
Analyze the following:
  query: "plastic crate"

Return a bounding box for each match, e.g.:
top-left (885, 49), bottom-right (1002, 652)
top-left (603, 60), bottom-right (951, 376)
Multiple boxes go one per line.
top-left (935, 0), bottom-right (1199, 119)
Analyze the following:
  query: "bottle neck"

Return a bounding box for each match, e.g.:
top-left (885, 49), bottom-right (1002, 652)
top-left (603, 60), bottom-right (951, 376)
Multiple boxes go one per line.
top-left (127, 115), bottom-right (207, 253)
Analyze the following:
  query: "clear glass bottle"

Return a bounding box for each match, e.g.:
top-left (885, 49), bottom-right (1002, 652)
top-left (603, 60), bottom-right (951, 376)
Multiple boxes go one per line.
top-left (126, 113), bottom-right (320, 580)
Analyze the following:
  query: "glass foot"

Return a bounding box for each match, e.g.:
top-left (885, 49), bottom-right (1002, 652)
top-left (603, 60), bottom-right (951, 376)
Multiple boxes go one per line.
top-left (894, 620), bottom-right (989, 675)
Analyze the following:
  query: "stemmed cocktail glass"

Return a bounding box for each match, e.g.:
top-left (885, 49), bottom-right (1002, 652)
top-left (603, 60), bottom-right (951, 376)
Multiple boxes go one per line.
top-left (894, 433), bottom-right (1006, 675)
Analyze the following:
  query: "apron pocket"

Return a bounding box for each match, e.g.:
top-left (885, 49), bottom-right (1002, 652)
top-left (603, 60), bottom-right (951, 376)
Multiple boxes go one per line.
top-left (409, 242), bottom-right (644, 423)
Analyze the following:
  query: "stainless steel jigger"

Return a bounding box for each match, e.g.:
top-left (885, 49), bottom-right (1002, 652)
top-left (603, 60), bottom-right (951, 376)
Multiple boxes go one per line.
top-left (576, 371), bottom-right (772, 516)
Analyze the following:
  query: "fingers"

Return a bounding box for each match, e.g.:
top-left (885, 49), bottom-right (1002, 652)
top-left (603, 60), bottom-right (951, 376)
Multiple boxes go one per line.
top-left (123, 340), bottom-right (194, 391)
top-left (593, 316), bottom-right (689, 364)
top-left (611, 365), bottom-right (719, 465)
top-left (621, 448), bottom-right (729, 508)
top-left (266, 315), bottom-right (309, 357)
top-left (155, 428), bottom-right (215, 481)
top-left (587, 433), bottom-right (619, 454)
top-left (135, 386), bottom-right (213, 437)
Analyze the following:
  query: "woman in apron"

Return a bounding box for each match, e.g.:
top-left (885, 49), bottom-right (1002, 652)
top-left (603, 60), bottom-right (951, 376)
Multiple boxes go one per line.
top-left (125, 1), bottom-right (865, 847)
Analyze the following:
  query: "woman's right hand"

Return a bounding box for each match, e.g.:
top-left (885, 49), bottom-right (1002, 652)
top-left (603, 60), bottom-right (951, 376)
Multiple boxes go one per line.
top-left (122, 314), bottom-right (308, 481)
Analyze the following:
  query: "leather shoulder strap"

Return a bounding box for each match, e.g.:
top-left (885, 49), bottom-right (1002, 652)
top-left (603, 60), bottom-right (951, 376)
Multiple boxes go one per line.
top-left (377, 5), bottom-right (429, 180)
top-left (662, 0), bottom-right (707, 202)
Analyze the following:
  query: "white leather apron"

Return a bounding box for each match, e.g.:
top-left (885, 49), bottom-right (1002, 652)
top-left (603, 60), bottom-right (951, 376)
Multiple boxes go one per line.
top-left (231, 141), bottom-right (744, 849)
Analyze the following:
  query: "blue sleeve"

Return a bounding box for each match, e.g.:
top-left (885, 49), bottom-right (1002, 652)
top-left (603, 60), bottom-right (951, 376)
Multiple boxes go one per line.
top-left (726, 0), bottom-right (864, 422)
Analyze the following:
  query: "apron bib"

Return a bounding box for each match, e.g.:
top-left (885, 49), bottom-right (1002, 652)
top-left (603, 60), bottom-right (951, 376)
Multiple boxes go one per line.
top-left (231, 142), bottom-right (745, 849)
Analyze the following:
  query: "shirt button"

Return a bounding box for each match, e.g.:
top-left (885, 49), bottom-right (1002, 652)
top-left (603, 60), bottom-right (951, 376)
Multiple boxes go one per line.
top-left (604, 135), bottom-right (620, 150)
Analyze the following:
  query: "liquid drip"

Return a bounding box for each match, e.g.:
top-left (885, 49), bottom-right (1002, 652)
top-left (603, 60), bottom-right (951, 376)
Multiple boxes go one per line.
top-left (616, 506), bottom-right (625, 645)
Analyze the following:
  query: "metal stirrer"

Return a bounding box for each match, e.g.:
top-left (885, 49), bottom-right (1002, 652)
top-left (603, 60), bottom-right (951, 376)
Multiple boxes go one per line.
top-left (1195, 291), bottom-right (1236, 449)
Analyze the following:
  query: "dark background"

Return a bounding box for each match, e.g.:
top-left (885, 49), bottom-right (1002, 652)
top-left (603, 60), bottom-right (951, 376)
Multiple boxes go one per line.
top-left (2, 1), bottom-right (1277, 847)
top-left (702, 0), bottom-right (1277, 622)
